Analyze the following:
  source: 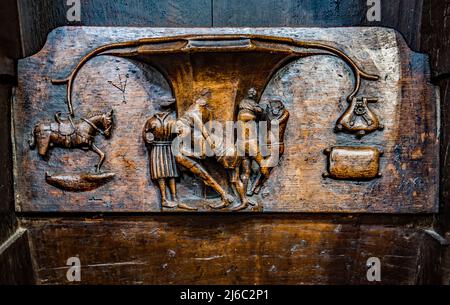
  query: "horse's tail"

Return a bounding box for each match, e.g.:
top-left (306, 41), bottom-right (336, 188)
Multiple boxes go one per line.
top-left (29, 126), bottom-right (36, 149)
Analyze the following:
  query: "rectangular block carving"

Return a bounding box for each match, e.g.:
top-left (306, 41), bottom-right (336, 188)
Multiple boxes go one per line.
top-left (323, 146), bottom-right (382, 180)
top-left (12, 27), bottom-right (439, 213)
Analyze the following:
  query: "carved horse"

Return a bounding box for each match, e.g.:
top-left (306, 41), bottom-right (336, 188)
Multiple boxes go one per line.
top-left (29, 110), bottom-right (114, 172)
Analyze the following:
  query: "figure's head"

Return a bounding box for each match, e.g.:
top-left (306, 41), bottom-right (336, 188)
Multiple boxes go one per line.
top-left (195, 88), bottom-right (212, 116)
top-left (247, 88), bottom-right (257, 99)
top-left (102, 109), bottom-right (114, 138)
top-left (268, 99), bottom-right (285, 116)
top-left (239, 98), bottom-right (263, 114)
top-left (160, 97), bottom-right (176, 110)
top-left (199, 88), bottom-right (212, 100)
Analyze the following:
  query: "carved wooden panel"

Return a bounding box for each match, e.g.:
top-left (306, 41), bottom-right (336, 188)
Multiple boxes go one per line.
top-left (13, 27), bottom-right (439, 213)
top-left (20, 216), bottom-right (437, 285)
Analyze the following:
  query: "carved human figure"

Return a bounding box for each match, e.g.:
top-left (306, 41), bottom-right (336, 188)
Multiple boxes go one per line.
top-left (174, 89), bottom-right (235, 208)
top-left (212, 96), bottom-right (290, 208)
top-left (143, 99), bottom-right (196, 210)
top-left (250, 99), bottom-right (290, 195)
top-left (196, 88), bottom-right (268, 211)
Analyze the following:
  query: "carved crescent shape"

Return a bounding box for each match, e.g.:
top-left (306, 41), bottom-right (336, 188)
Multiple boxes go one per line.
top-left (45, 172), bottom-right (115, 192)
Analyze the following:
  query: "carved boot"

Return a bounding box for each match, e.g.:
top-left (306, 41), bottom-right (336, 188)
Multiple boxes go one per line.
top-left (177, 202), bottom-right (197, 211)
top-left (232, 201), bottom-right (249, 211)
top-left (161, 199), bottom-right (177, 209)
top-left (209, 193), bottom-right (235, 209)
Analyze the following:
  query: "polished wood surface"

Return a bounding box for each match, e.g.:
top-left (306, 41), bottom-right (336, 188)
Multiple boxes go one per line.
top-left (1, 0), bottom-right (449, 285)
top-left (13, 27), bottom-right (439, 213)
top-left (20, 215), bottom-right (439, 284)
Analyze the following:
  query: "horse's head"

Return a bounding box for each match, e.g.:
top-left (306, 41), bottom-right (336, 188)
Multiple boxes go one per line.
top-left (100, 109), bottom-right (114, 138)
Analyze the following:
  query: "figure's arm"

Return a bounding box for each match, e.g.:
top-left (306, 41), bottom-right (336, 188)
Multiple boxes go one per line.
top-left (239, 111), bottom-right (256, 122)
top-left (279, 110), bottom-right (290, 126)
top-left (191, 113), bottom-right (205, 128)
top-left (268, 110), bottom-right (290, 142)
top-left (142, 121), bottom-right (154, 145)
top-left (168, 119), bottom-right (180, 135)
top-left (189, 113), bottom-right (212, 141)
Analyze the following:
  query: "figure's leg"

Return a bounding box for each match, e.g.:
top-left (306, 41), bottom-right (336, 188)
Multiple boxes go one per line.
top-left (250, 151), bottom-right (276, 195)
top-left (168, 178), bottom-right (197, 210)
top-left (91, 143), bottom-right (105, 172)
top-left (158, 179), bottom-right (176, 208)
top-left (251, 146), bottom-right (284, 194)
top-left (241, 158), bottom-right (253, 196)
top-left (175, 155), bottom-right (234, 208)
top-left (254, 151), bottom-right (271, 178)
top-left (231, 166), bottom-right (251, 211)
top-left (168, 178), bottom-right (178, 201)
top-left (250, 172), bottom-right (267, 195)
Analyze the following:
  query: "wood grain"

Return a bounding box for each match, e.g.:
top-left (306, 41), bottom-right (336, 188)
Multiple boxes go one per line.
top-left (20, 216), bottom-right (440, 284)
top-left (0, 85), bottom-right (17, 244)
top-left (421, 0), bottom-right (450, 77)
top-left (0, 0), bottom-right (22, 59)
top-left (17, 0), bottom-right (213, 57)
top-left (212, 0), bottom-right (424, 49)
top-left (0, 0), bottom-right (20, 246)
top-left (4, 0), bottom-right (448, 285)
top-left (0, 229), bottom-right (35, 284)
top-left (440, 242), bottom-right (450, 284)
top-left (16, 0), bottom-right (426, 58)
top-left (436, 78), bottom-right (450, 232)
top-left (419, 0), bottom-right (450, 238)
top-left (13, 27), bottom-right (439, 213)
top-left (0, 1), bottom-right (35, 284)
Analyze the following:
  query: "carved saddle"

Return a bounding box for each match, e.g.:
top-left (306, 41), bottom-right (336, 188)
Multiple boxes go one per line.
top-left (50, 113), bottom-right (76, 136)
top-left (50, 121), bottom-right (76, 136)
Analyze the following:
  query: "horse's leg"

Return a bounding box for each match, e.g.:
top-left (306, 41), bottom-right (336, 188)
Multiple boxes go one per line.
top-left (38, 131), bottom-right (51, 157)
top-left (29, 127), bottom-right (36, 149)
top-left (91, 143), bottom-right (105, 172)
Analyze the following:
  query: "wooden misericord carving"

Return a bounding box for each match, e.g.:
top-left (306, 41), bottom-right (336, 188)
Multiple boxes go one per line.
top-left (29, 110), bottom-right (115, 191)
top-left (13, 27), bottom-right (439, 213)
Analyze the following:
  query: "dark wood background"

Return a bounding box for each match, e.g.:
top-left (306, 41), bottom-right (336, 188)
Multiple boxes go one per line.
top-left (1, 0), bottom-right (449, 284)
